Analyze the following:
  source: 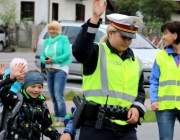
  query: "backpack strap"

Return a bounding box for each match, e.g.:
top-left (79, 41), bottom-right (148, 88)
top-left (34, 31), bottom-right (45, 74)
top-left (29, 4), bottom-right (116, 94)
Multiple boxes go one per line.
top-left (1, 93), bottom-right (23, 139)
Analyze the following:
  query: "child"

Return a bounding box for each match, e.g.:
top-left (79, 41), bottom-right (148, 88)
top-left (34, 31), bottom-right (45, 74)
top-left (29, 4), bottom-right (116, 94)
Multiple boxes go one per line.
top-left (2, 58), bottom-right (28, 93)
top-left (0, 64), bottom-right (62, 140)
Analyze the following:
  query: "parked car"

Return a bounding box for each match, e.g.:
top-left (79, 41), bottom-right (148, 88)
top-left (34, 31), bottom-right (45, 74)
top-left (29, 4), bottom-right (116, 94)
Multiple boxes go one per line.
top-left (0, 26), bottom-right (6, 52)
top-left (35, 21), bottom-right (159, 87)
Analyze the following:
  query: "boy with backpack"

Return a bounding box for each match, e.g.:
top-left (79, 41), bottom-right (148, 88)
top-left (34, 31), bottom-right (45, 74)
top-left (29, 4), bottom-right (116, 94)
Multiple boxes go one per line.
top-left (0, 63), bottom-right (62, 140)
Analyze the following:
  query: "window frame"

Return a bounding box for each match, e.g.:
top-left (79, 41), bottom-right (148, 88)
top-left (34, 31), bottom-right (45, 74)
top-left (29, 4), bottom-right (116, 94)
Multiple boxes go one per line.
top-left (21, 1), bottom-right (35, 21)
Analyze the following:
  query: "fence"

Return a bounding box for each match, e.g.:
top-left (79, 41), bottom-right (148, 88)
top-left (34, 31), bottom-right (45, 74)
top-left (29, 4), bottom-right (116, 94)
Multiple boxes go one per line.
top-left (8, 24), bottom-right (46, 52)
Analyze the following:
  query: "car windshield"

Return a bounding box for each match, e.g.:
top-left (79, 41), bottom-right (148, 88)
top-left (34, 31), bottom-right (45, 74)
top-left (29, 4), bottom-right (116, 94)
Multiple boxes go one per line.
top-left (43, 26), bottom-right (103, 44)
top-left (130, 33), bottom-right (156, 49)
top-left (43, 25), bottom-right (156, 49)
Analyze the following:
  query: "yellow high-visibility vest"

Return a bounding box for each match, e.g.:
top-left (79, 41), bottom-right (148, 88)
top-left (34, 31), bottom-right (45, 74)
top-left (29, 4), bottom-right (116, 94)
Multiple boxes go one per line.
top-left (82, 43), bottom-right (142, 125)
top-left (156, 50), bottom-right (180, 110)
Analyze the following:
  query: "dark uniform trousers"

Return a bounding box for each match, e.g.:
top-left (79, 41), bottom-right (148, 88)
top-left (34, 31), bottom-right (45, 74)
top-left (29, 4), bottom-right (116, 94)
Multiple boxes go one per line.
top-left (74, 119), bottom-right (138, 140)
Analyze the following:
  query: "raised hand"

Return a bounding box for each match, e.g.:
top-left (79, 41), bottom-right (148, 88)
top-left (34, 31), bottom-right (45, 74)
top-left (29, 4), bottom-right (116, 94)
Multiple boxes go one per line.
top-left (90, 0), bottom-right (107, 24)
top-left (10, 63), bottom-right (26, 79)
top-left (0, 64), bottom-right (6, 75)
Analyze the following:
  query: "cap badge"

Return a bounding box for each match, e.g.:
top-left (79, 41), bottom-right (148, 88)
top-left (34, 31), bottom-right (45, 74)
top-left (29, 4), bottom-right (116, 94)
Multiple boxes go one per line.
top-left (133, 19), bottom-right (137, 23)
top-left (129, 25), bottom-right (135, 30)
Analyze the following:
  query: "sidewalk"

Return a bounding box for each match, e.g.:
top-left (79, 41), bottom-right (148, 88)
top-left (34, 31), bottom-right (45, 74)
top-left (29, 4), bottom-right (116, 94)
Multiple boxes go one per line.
top-left (46, 99), bottom-right (151, 113)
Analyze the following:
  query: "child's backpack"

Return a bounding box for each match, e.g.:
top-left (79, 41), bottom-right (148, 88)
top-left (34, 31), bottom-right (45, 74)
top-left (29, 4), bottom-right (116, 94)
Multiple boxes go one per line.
top-left (0, 93), bottom-right (23, 140)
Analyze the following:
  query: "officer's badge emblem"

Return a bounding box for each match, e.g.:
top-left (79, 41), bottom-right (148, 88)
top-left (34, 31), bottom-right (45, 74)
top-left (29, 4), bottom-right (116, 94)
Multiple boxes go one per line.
top-left (129, 25), bottom-right (135, 30)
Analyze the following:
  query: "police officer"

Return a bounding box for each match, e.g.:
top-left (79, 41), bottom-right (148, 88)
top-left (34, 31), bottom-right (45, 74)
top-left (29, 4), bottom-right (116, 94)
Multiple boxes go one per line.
top-left (60, 0), bottom-right (146, 140)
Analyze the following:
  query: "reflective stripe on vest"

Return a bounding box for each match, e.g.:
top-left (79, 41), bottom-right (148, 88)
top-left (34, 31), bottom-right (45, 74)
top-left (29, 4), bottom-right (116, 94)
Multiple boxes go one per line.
top-left (83, 43), bottom-right (146, 125)
top-left (156, 50), bottom-right (180, 110)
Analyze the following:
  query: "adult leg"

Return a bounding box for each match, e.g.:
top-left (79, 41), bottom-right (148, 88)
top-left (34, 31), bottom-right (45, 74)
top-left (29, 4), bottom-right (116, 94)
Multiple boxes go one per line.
top-left (119, 129), bottom-right (137, 140)
top-left (155, 110), bottom-right (176, 140)
top-left (47, 71), bottom-right (58, 121)
top-left (54, 69), bottom-right (67, 121)
top-left (76, 125), bottom-right (137, 140)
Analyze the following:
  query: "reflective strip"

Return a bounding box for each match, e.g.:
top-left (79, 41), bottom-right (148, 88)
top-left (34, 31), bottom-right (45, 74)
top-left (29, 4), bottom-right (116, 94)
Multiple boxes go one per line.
top-left (159, 80), bottom-right (177, 86)
top-left (136, 57), bottom-right (143, 77)
top-left (87, 27), bottom-right (98, 34)
top-left (84, 44), bottom-right (144, 111)
top-left (177, 96), bottom-right (180, 101)
top-left (133, 101), bottom-right (147, 113)
top-left (84, 90), bottom-right (136, 103)
top-left (99, 44), bottom-right (108, 90)
top-left (158, 95), bottom-right (180, 102)
top-left (177, 81), bottom-right (180, 86)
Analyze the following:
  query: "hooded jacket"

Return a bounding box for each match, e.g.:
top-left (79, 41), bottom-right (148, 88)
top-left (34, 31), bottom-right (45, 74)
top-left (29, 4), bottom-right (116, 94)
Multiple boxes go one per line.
top-left (0, 75), bottom-right (61, 140)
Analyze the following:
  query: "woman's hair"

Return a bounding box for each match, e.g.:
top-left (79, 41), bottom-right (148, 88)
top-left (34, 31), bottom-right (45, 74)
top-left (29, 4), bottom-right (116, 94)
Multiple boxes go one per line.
top-left (99, 24), bottom-right (117, 43)
top-left (161, 21), bottom-right (180, 44)
top-left (48, 20), bottom-right (62, 34)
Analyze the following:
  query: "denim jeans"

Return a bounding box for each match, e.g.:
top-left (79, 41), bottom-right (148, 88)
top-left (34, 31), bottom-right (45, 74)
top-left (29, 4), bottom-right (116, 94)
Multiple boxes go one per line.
top-left (47, 69), bottom-right (67, 122)
top-left (155, 109), bottom-right (180, 140)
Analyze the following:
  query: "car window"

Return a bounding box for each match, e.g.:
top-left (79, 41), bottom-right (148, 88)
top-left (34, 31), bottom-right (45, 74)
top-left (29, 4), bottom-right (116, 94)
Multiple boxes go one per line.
top-left (43, 25), bottom-right (106, 44)
top-left (95, 30), bottom-right (104, 42)
top-left (130, 33), bottom-right (156, 49)
top-left (0, 26), bottom-right (4, 34)
top-left (65, 26), bottom-right (105, 44)
top-left (43, 26), bottom-right (65, 39)
top-left (65, 26), bottom-right (81, 44)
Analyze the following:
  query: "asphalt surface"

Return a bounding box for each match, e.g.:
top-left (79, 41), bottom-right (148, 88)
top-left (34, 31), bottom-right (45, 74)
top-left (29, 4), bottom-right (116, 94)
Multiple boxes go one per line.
top-left (43, 99), bottom-right (180, 140)
top-left (42, 121), bottom-right (180, 140)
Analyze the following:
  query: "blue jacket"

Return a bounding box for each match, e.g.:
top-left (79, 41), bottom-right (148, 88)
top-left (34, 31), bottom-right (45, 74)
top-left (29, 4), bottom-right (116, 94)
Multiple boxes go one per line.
top-left (40, 34), bottom-right (72, 67)
top-left (63, 95), bottom-right (86, 137)
top-left (150, 46), bottom-right (179, 104)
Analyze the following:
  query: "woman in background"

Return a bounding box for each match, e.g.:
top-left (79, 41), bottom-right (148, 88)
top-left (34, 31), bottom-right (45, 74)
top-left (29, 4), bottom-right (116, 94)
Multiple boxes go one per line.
top-left (40, 20), bottom-right (72, 127)
top-left (150, 21), bottom-right (180, 140)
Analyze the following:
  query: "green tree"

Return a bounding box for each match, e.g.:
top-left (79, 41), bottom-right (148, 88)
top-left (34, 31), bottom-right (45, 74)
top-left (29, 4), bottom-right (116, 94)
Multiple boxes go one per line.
top-left (115, 0), bottom-right (141, 16)
top-left (115, 0), bottom-right (178, 24)
top-left (115, 0), bottom-right (179, 38)
top-left (140, 0), bottom-right (179, 24)
top-left (0, 0), bottom-right (18, 36)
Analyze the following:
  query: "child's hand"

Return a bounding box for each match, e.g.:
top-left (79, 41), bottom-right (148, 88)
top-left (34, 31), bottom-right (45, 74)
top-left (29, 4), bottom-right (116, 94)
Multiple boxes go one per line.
top-left (0, 64), bottom-right (6, 75)
top-left (10, 63), bottom-right (26, 79)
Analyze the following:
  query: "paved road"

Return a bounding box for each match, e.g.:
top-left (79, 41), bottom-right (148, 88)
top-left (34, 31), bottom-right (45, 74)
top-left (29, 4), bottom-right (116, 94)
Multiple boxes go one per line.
top-left (42, 121), bottom-right (180, 140)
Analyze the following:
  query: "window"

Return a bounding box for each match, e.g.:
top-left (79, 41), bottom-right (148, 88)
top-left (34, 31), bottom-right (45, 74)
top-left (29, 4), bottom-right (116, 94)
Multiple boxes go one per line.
top-left (130, 34), bottom-right (156, 49)
top-left (66, 26), bottom-right (81, 44)
top-left (0, 26), bottom-right (4, 34)
top-left (21, 2), bottom-right (35, 21)
top-left (95, 30), bottom-right (104, 43)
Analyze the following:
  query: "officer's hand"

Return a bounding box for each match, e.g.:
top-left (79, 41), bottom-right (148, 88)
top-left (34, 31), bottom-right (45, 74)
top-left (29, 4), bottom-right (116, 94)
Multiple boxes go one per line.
top-left (60, 133), bottom-right (71, 140)
top-left (127, 107), bottom-right (139, 124)
top-left (151, 101), bottom-right (158, 111)
top-left (93, 0), bottom-right (107, 17)
top-left (90, 0), bottom-right (107, 24)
